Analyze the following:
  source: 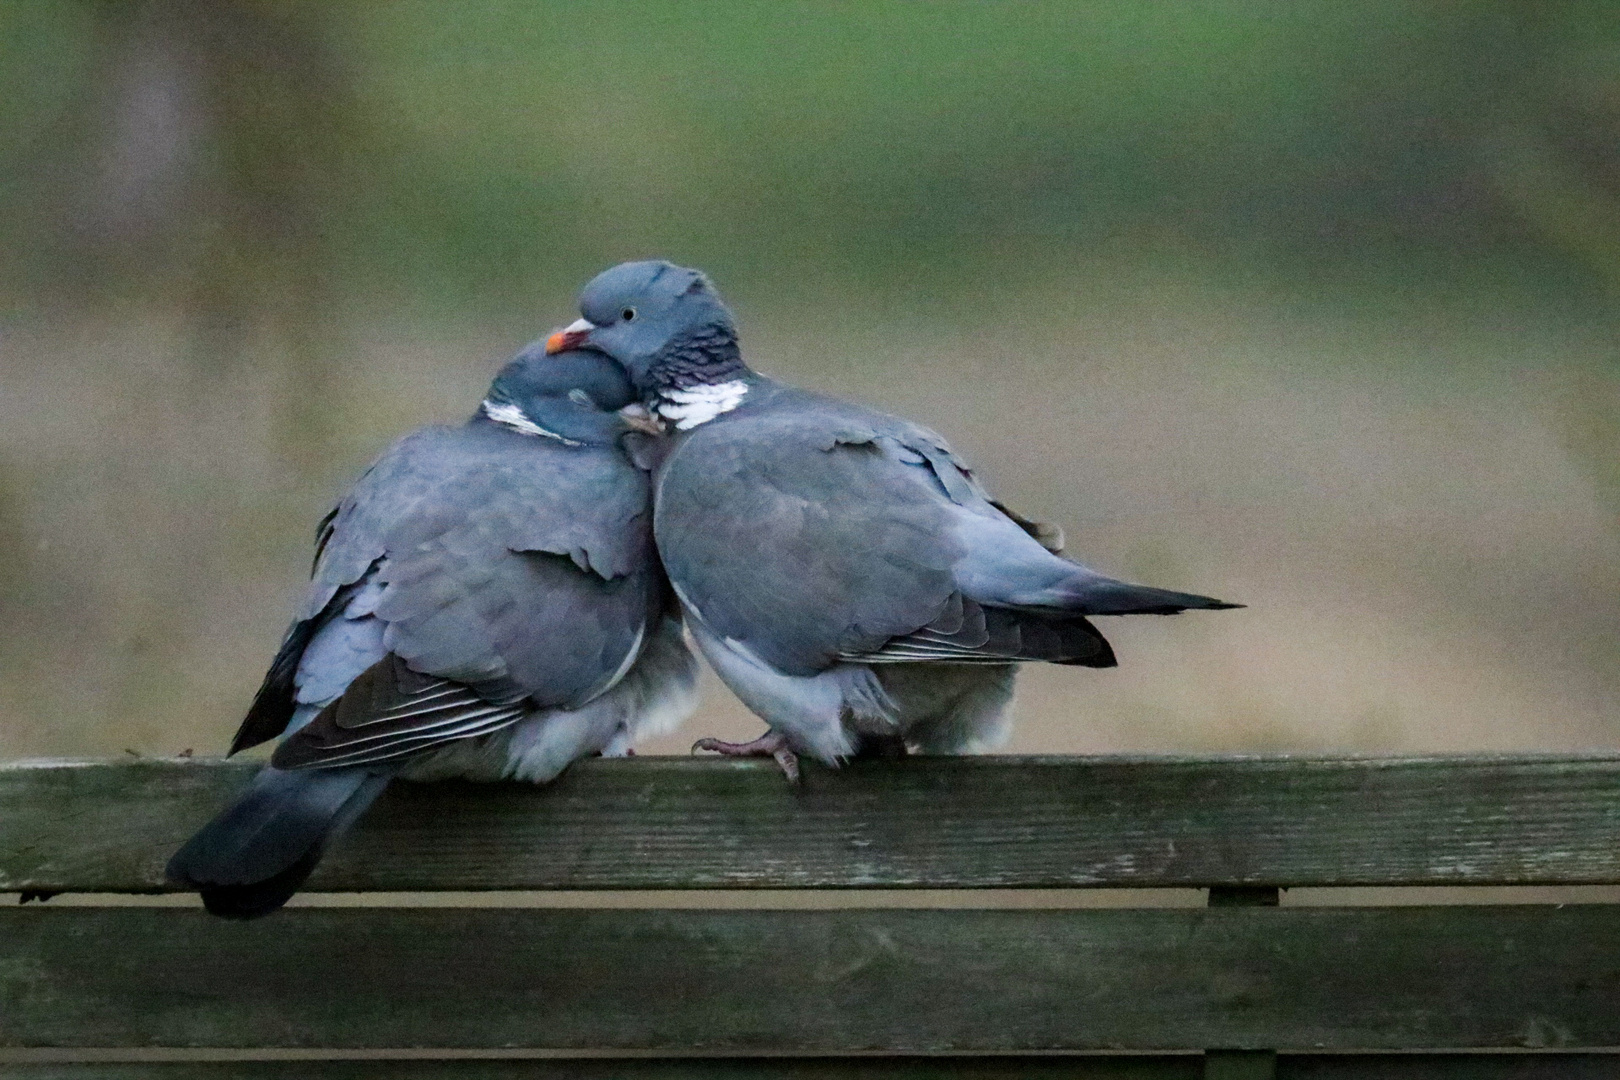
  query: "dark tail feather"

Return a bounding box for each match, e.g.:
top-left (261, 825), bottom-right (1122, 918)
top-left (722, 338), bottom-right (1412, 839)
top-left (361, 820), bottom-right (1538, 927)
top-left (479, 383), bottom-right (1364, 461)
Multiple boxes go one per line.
top-left (1054, 574), bottom-right (1241, 617)
top-left (167, 765), bottom-right (388, 920)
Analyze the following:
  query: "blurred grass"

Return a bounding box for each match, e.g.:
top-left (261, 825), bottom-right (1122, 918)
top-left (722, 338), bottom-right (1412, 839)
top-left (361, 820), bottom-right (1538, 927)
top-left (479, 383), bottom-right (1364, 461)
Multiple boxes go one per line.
top-left (0, 0), bottom-right (1616, 759)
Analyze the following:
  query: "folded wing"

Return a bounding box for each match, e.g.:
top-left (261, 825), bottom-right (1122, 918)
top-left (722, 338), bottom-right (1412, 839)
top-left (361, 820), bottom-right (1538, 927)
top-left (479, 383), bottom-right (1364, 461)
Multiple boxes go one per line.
top-left (657, 386), bottom-right (1232, 679)
top-left (230, 425), bottom-right (658, 761)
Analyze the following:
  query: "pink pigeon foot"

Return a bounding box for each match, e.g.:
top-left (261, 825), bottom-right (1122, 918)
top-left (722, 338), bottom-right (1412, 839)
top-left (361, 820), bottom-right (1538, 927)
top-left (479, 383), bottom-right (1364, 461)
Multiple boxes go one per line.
top-left (692, 731), bottom-right (800, 783)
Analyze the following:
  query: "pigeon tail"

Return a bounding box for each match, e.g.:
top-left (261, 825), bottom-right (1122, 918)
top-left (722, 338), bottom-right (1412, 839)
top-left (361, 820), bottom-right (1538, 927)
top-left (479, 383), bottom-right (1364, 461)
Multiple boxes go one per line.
top-left (1036, 570), bottom-right (1241, 617)
top-left (166, 765), bottom-right (389, 919)
top-left (952, 512), bottom-right (1239, 619)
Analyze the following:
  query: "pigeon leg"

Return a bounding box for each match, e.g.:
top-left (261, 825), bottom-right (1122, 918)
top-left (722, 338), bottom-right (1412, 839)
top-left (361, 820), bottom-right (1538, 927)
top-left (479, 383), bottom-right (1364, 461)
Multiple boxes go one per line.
top-left (692, 731), bottom-right (800, 783)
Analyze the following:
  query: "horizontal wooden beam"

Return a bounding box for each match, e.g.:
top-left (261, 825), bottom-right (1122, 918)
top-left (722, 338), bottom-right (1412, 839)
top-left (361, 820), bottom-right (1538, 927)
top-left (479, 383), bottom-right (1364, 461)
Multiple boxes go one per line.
top-left (2, 1054), bottom-right (1617, 1079)
top-left (4, 905), bottom-right (1618, 1051)
top-left (0, 1058), bottom-right (1206, 1080)
top-left (4, 756), bottom-right (1619, 893)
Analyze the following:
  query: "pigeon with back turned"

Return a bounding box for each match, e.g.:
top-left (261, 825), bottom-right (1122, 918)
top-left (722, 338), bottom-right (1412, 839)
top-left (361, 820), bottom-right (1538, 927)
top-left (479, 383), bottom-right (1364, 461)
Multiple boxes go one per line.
top-left (547, 260), bottom-right (1238, 778)
top-left (167, 342), bottom-right (697, 917)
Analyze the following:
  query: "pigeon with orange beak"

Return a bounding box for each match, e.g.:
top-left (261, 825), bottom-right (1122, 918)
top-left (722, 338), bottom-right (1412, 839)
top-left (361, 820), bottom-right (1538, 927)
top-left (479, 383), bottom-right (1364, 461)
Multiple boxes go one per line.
top-left (550, 260), bottom-right (1239, 779)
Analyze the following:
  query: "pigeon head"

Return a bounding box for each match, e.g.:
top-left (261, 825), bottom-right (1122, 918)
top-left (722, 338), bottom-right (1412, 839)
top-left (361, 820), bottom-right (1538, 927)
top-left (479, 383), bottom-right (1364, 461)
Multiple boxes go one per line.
top-left (477, 343), bottom-right (661, 445)
top-left (546, 261), bottom-right (747, 403)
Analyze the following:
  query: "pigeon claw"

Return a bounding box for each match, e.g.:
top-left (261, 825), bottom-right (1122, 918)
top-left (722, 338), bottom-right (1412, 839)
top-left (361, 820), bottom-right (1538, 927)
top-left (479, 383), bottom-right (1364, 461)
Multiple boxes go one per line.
top-left (692, 732), bottom-right (801, 783)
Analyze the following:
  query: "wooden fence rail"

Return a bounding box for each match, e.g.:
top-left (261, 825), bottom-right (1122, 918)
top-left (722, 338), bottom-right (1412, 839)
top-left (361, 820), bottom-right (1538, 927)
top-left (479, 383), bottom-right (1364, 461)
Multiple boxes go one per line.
top-left (3, 755), bottom-right (1618, 1078)
top-left (3, 1057), bottom-right (1619, 1078)
top-left (5, 756), bottom-right (1620, 893)
top-left (4, 1059), bottom-right (1620, 1079)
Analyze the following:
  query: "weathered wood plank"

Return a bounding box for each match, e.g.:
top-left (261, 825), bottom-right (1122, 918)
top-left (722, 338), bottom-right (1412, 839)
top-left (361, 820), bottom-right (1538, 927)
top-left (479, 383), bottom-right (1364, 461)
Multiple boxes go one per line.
top-left (4, 756), bottom-right (1619, 893)
top-left (0, 1056), bottom-right (1614, 1079)
top-left (4, 906), bottom-right (1618, 1051)
top-left (0, 1058), bottom-right (1199, 1079)
top-left (1280, 1054), bottom-right (1620, 1077)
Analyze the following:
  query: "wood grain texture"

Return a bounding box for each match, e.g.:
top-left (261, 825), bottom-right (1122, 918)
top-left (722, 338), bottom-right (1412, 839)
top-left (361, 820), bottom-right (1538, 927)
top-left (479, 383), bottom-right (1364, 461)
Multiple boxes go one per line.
top-left (1280, 1055), bottom-right (1620, 1078)
top-left (0, 1059), bottom-right (1201, 1080)
top-left (4, 906), bottom-right (1618, 1051)
top-left (4, 755), bottom-right (1620, 893)
top-left (0, 1056), bottom-right (1614, 1079)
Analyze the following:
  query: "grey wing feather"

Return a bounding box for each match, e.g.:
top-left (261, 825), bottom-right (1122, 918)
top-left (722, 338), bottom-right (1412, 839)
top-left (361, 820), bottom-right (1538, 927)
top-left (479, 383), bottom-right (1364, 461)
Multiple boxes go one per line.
top-left (357, 428), bottom-right (653, 691)
top-left (233, 423), bottom-right (659, 761)
top-left (320, 425), bottom-right (648, 585)
top-left (658, 401), bottom-right (964, 676)
top-left (659, 383), bottom-right (1229, 678)
top-left (273, 653), bottom-right (527, 770)
top-left (815, 393), bottom-right (1236, 619)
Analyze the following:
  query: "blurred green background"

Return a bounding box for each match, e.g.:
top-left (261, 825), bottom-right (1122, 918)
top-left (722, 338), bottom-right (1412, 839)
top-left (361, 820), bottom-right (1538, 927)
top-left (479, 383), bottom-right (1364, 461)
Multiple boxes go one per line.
top-left (2, 0), bottom-right (1617, 761)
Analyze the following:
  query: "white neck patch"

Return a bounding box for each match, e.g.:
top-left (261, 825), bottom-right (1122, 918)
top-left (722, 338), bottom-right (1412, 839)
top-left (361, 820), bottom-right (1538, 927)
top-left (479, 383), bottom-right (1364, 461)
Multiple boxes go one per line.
top-left (656, 380), bottom-right (749, 431)
top-left (481, 400), bottom-right (583, 446)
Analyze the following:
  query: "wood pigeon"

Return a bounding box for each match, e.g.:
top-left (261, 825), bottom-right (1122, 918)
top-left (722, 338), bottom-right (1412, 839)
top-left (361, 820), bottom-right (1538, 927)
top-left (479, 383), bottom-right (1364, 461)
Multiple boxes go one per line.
top-left (549, 260), bottom-right (1238, 779)
top-left (167, 343), bottom-right (696, 917)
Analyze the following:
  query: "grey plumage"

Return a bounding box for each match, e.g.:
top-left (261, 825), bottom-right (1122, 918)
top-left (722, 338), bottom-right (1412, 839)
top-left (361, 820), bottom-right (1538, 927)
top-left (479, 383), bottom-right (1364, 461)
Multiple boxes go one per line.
top-left (554, 261), bottom-right (1238, 767)
top-left (168, 344), bottom-right (697, 916)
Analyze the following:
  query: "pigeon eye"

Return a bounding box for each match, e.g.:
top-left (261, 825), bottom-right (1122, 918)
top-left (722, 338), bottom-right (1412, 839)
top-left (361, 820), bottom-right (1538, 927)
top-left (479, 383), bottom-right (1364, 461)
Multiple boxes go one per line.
top-left (621, 307), bottom-right (637, 322)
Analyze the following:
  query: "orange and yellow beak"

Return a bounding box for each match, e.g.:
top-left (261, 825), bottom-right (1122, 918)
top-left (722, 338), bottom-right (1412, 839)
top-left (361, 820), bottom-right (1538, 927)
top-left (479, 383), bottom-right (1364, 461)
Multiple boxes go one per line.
top-left (545, 318), bottom-right (595, 355)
